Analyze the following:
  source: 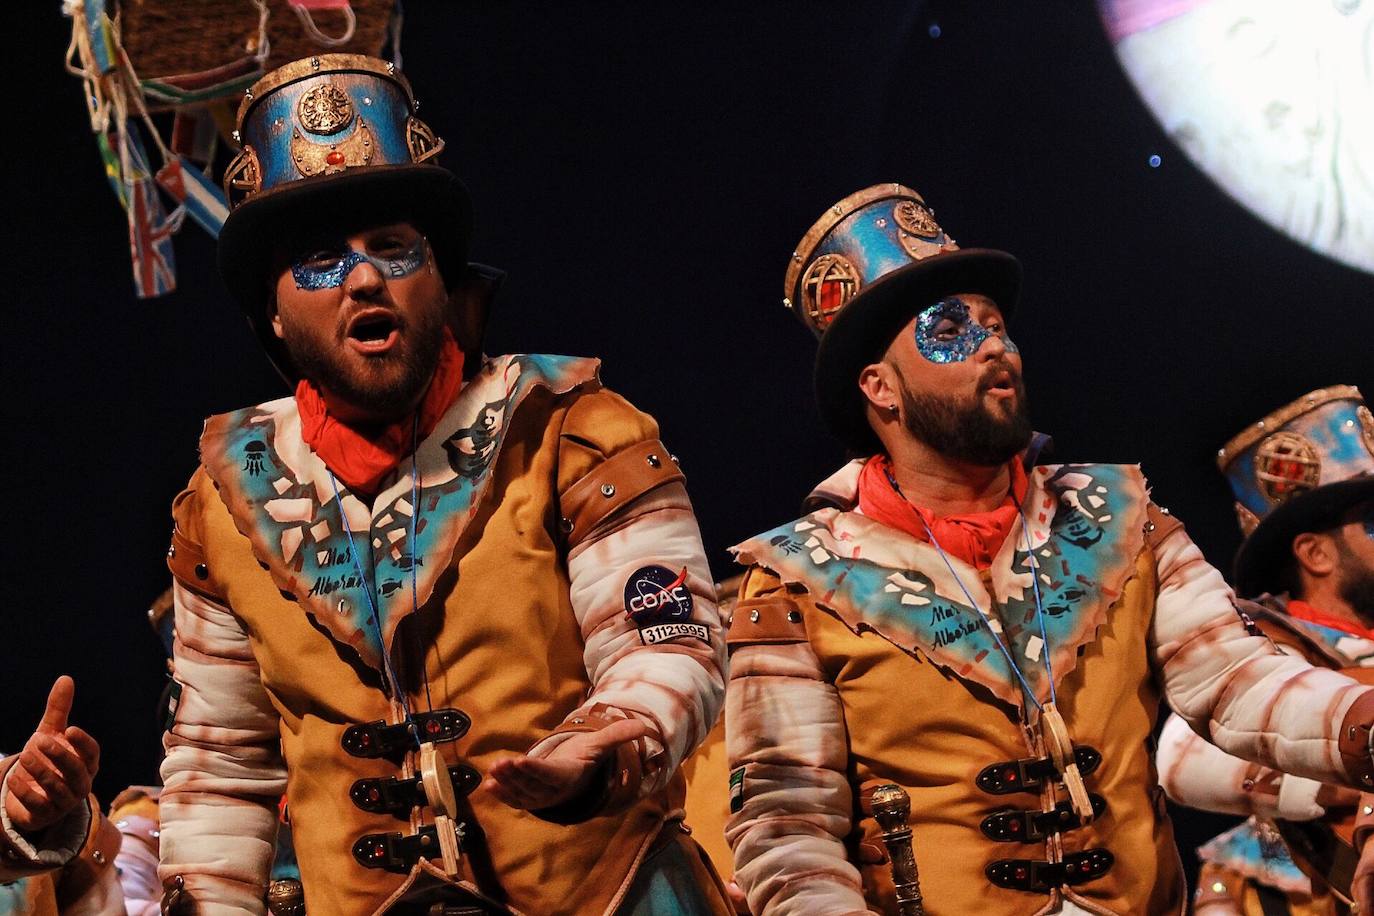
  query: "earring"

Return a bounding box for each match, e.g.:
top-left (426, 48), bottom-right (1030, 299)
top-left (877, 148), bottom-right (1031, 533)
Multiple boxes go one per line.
top-left (887, 404), bottom-right (899, 416)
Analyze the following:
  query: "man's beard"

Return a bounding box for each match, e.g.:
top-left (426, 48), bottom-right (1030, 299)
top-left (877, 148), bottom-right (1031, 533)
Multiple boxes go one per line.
top-left (897, 366), bottom-right (1033, 466)
top-left (1336, 536), bottom-right (1374, 622)
top-left (279, 304), bottom-right (446, 421)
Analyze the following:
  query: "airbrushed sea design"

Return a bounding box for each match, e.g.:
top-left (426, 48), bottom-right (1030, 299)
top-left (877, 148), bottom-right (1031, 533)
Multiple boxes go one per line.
top-left (199, 353), bottom-right (600, 673)
top-left (734, 463), bottom-right (1148, 708)
top-left (1197, 821), bottom-right (1313, 896)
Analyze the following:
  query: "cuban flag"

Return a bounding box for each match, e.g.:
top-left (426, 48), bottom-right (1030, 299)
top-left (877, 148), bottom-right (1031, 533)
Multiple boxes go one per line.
top-left (157, 156), bottom-right (229, 238)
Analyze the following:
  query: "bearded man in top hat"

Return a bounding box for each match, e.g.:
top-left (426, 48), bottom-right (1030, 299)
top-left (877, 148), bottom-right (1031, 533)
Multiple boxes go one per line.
top-left (156, 54), bottom-right (730, 915)
top-left (722, 183), bottom-right (1374, 915)
top-left (1157, 386), bottom-right (1374, 915)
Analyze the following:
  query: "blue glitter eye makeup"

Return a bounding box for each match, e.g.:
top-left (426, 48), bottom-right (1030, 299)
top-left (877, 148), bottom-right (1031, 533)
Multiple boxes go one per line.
top-left (291, 235), bottom-right (428, 290)
top-left (913, 297), bottom-right (1018, 363)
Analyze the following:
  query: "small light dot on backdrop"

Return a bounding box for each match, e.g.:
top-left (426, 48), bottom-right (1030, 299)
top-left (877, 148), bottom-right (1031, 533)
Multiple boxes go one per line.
top-left (929, 23), bottom-right (942, 38)
top-left (1148, 154), bottom-right (1162, 168)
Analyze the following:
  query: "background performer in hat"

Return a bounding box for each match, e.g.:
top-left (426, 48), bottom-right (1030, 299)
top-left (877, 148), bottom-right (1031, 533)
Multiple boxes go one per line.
top-left (1157, 386), bottom-right (1374, 915)
top-left (156, 54), bottom-right (730, 915)
top-left (722, 183), bottom-right (1374, 915)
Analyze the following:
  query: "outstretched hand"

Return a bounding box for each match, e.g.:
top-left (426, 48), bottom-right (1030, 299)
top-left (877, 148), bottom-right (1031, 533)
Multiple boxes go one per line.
top-left (4, 676), bottom-right (100, 834)
top-left (483, 718), bottom-right (649, 811)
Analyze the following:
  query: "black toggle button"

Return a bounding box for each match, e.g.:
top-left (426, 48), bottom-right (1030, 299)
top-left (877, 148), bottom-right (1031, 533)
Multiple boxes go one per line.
top-left (986, 848), bottom-right (1114, 892)
top-left (353, 823), bottom-right (466, 873)
top-left (976, 746), bottom-right (1102, 796)
top-left (980, 794), bottom-right (1107, 841)
top-left (342, 708), bottom-right (471, 759)
top-left (350, 764), bottom-right (482, 816)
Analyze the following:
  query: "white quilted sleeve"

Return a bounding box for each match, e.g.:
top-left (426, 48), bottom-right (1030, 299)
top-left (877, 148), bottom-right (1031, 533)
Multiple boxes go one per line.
top-left (1151, 528), bottom-right (1373, 787)
top-left (158, 582), bottom-right (285, 914)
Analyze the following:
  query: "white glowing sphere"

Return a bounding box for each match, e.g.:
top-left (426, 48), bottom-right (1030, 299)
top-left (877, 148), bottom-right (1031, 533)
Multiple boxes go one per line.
top-left (1102, 0), bottom-right (1374, 273)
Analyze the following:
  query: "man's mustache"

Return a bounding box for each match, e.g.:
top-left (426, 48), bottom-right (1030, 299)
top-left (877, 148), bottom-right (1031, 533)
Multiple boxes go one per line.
top-left (977, 360), bottom-right (1023, 394)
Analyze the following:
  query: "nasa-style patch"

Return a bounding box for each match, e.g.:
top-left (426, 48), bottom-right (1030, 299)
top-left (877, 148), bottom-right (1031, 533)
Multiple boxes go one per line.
top-left (623, 564), bottom-right (708, 644)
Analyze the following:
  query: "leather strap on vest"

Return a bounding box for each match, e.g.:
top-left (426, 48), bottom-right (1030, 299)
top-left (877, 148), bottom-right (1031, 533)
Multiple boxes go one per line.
top-left (560, 439), bottom-right (683, 547)
top-left (727, 596), bottom-right (807, 647)
top-left (1337, 690), bottom-right (1374, 790)
top-left (56, 806), bottom-right (122, 902)
top-left (1144, 502), bottom-right (1184, 551)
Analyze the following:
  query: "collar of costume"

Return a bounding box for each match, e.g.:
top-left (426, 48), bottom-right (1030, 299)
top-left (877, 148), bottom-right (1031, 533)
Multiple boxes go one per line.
top-left (1285, 599), bottom-right (1374, 641)
top-left (295, 327), bottom-right (465, 494)
top-left (200, 353), bottom-right (601, 674)
top-left (1251, 596), bottom-right (1374, 667)
top-left (732, 462), bottom-right (1148, 709)
top-left (857, 454), bottom-right (1029, 571)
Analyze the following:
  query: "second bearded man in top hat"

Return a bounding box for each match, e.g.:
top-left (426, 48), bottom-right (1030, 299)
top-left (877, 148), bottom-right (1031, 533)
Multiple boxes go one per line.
top-left (723, 183), bottom-right (1374, 915)
top-left (157, 54), bottom-right (730, 915)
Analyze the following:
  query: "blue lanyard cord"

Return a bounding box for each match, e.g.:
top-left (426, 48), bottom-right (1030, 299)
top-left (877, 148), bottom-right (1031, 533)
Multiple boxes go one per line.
top-left (884, 467), bottom-right (1053, 712)
top-left (408, 412), bottom-right (434, 714)
top-left (327, 471), bottom-right (414, 722)
top-left (1018, 504), bottom-right (1059, 708)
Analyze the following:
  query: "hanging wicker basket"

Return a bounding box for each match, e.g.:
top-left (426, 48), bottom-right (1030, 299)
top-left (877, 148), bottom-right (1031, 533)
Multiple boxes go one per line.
top-left (119, 0), bottom-right (395, 88)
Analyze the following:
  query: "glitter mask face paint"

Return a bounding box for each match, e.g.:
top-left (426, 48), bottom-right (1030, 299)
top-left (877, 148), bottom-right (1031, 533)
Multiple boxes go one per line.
top-left (291, 235), bottom-right (428, 290)
top-left (913, 297), bottom-right (1018, 364)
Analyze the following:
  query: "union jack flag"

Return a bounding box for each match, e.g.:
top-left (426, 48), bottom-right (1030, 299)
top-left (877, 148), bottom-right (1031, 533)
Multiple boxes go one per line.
top-left (122, 129), bottom-right (181, 298)
top-left (128, 174), bottom-right (178, 297)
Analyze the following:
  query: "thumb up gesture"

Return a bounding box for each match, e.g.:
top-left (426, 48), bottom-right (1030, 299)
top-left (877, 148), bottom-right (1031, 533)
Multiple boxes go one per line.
top-left (4, 676), bottom-right (100, 834)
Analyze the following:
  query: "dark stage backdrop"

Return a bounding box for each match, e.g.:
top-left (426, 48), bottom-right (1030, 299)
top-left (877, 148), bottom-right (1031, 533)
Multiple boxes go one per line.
top-left (7, 0), bottom-right (1371, 890)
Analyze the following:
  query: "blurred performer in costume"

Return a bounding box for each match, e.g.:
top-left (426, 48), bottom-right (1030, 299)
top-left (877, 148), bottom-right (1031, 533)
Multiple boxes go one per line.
top-left (1158, 386), bottom-right (1374, 915)
top-left (111, 589), bottom-right (305, 916)
top-left (158, 55), bottom-right (729, 915)
top-left (1, 677), bottom-right (123, 915)
top-left (723, 183), bottom-right (1374, 915)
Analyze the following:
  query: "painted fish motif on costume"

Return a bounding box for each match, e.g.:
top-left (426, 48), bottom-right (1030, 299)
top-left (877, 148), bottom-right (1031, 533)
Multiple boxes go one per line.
top-left (733, 464), bottom-right (1148, 708)
top-left (199, 353), bottom-right (600, 673)
top-left (1198, 820), bottom-right (1313, 896)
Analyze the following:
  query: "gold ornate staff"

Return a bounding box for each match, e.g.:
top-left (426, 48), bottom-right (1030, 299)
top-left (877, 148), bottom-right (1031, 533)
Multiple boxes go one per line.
top-left (867, 783), bottom-right (925, 916)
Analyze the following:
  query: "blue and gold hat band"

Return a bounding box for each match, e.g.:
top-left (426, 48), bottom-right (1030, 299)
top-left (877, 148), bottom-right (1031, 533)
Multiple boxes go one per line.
top-left (1218, 385), bottom-right (1374, 536)
top-left (223, 54), bottom-right (442, 207)
top-left (784, 184), bottom-right (960, 339)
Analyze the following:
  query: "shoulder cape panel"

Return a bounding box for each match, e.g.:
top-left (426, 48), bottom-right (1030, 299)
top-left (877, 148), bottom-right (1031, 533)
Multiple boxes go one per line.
top-left (199, 354), bottom-right (601, 674)
top-left (732, 463), bottom-right (1148, 709)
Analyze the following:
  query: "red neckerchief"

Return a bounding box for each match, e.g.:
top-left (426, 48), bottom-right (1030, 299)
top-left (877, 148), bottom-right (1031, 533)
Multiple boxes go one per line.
top-left (1286, 599), bottom-right (1374, 640)
top-left (857, 453), bottom-right (1030, 571)
top-left (296, 328), bottom-right (465, 495)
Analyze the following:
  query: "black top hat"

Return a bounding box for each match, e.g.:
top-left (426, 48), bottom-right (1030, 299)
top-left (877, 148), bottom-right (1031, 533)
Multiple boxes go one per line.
top-left (216, 54), bottom-right (473, 379)
top-left (784, 184), bottom-right (1022, 454)
top-left (1217, 386), bottom-right (1374, 597)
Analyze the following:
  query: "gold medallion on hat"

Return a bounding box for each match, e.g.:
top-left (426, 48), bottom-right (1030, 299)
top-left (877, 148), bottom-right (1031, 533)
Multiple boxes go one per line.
top-left (800, 254), bottom-right (861, 330)
top-left (290, 120), bottom-right (375, 177)
top-left (1254, 432), bottom-right (1321, 503)
top-left (894, 200), bottom-right (941, 239)
top-left (298, 83), bottom-right (355, 136)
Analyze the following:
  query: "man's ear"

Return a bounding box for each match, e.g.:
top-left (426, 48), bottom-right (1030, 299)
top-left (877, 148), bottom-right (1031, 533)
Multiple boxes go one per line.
top-left (268, 300), bottom-right (285, 340)
top-left (1292, 531), bottom-right (1339, 579)
top-left (857, 361), bottom-right (900, 415)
